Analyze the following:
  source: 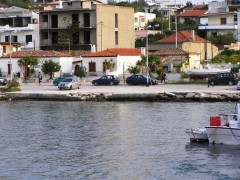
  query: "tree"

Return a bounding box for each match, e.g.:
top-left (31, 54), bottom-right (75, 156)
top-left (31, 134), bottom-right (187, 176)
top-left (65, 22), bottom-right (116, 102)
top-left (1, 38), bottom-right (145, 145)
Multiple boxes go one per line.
top-left (104, 59), bottom-right (115, 70)
top-left (74, 66), bottom-right (87, 78)
top-left (18, 56), bottom-right (39, 79)
top-left (41, 59), bottom-right (61, 79)
top-left (128, 66), bottom-right (140, 75)
top-left (210, 33), bottom-right (236, 46)
top-left (57, 17), bottom-right (81, 51)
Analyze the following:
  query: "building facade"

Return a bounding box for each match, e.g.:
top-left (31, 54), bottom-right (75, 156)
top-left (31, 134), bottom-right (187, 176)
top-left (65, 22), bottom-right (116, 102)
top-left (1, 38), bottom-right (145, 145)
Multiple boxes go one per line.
top-left (0, 6), bottom-right (40, 52)
top-left (199, 0), bottom-right (240, 41)
top-left (39, 0), bottom-right (135, 52)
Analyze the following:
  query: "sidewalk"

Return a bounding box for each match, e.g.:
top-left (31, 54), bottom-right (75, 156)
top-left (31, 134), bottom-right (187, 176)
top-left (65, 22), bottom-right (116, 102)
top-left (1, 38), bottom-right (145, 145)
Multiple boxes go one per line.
top-left (17, 82), bottom-right (238, 95)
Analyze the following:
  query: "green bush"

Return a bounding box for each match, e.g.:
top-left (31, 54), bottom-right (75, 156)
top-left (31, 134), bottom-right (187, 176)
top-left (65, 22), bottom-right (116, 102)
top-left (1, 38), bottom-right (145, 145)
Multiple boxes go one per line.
top-left (2, 79), bottom-right (21, 92)
top-left (181, 72), bottom-right (189, 79)
top-left (167, 79), bottom-right (207, 84)
top-left (231, 67), bottom-right (240, 73)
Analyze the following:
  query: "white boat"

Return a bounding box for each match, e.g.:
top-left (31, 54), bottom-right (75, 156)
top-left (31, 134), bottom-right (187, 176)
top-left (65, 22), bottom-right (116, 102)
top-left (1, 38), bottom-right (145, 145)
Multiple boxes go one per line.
top-left (184, 68), bottom-right (231, 75)
top-left (186, 102), bottom-right (240, 145)
top-left (186, 128), bottom-right (208, 142)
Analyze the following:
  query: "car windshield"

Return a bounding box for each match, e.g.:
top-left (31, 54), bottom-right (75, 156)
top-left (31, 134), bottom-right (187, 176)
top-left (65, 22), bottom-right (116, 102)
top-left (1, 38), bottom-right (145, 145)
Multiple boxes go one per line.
top-left (62, 78), bottom-right (72, 82)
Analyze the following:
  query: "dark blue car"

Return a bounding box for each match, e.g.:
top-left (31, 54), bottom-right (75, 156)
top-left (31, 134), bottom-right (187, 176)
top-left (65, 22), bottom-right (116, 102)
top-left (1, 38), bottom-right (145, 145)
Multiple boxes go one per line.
top-left (126, 75), bottom-right (158, 85)
top-left (92, 75), bottom-right (120, 85)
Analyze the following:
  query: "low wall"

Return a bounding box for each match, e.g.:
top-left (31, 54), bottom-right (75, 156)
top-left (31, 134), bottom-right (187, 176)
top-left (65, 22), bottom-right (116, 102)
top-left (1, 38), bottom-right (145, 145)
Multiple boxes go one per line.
top-left (2, 92), bottom-right (240, 102)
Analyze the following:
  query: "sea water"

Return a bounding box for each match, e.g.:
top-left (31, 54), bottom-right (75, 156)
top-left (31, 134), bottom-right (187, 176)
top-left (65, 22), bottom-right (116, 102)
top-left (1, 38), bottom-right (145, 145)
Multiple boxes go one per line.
top-left (0, 101), bottom-right (239, 180)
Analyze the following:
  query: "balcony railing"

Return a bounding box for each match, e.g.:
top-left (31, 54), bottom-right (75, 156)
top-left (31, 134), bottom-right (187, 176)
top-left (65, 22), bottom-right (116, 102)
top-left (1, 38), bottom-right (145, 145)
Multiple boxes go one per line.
top-left (199, 25), bottom-right (237, 30)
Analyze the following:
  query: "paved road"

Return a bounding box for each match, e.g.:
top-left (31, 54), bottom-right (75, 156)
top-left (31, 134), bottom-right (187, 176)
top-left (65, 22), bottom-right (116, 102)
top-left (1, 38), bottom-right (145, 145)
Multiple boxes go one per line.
top-left (17, 82), bottom-right (239, 95)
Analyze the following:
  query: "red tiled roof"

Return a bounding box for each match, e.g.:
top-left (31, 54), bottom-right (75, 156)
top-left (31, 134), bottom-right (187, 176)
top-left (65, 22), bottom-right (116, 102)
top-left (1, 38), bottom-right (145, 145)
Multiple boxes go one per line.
top-left (155, 31), bottom-right (207, 43)
top-left (82, 48), bottom-right (142, 57)
top-left (178, 10), bottom-right (207, 17)
top-left (154, 48), bottom-right (188, 56)
top-left (0, 50), bottom-right (71, 58)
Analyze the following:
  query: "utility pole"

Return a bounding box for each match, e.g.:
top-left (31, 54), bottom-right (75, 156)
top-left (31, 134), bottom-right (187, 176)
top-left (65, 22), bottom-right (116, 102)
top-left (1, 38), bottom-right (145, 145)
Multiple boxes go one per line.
top-left (175, 0), bottom-right (177, 48)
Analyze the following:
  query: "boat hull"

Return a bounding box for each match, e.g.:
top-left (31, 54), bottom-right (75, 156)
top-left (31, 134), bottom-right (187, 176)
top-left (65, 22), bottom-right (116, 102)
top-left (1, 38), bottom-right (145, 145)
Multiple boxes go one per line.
top-left (205, 126), bottom-right (240, 145)
top-left (186, 128), bottom-right (208, 142)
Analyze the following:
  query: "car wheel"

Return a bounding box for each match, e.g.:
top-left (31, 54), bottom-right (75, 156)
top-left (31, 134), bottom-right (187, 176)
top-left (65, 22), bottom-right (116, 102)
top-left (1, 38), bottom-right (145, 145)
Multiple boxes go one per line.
top-left (70, 85), bottom-right (72, 90)
top-left (229, 81), bottom-right (233, 86)
top-left (59, 88), bottom-right (62, 90)
top-left (110, 82), bottom-right (114, 86)
top-left (94, 82), bottom-right (98, 86)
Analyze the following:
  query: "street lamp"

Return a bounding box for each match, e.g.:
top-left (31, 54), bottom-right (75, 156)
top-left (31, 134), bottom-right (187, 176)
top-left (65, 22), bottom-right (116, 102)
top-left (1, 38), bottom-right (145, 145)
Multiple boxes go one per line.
top-left (9, 32), bottom-right (12, 81)
top-left (146, 26), bottom-right (150, 87)
top-left (119, 62), bottom-right (128, 84)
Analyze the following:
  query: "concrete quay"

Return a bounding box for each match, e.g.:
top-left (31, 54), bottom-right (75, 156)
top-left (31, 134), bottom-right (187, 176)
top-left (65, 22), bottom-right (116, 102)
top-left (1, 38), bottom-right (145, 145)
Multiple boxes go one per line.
top-left (1, 81), bottom-right (240, 102)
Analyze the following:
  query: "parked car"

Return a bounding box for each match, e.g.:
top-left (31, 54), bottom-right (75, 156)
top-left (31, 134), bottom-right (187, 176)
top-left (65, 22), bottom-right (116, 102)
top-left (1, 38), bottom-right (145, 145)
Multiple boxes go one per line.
top-left (237, 81), bottom-right (240, 90)
top-left (58, 76), bottom-right (80, 90)
top-left (0, 77), bottom-right (7, 85)
top-left (208, 72), bottom-right (238, 86)
top-left (92, 75), bottom-right (120, 85)
top-left (53, 74), bottom-right (74, 86)
top-left (126, 75), bottom-right (159, 85)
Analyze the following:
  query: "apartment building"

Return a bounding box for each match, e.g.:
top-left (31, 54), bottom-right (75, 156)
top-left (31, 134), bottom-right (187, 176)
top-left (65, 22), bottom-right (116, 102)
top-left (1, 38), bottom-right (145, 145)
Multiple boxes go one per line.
top-left (0, 6), bottom-right (40, 54)
top-left (39, 0), bottom-right (134, 52)
top-left (134, 12), bottom-right (156, 30)
top-left (199, 0), bottom-right (240, 41)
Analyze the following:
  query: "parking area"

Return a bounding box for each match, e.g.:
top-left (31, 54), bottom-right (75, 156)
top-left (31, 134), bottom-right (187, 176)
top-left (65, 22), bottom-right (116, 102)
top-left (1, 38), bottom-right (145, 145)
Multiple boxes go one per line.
top-left (17, 81), bottom-right (239, 95)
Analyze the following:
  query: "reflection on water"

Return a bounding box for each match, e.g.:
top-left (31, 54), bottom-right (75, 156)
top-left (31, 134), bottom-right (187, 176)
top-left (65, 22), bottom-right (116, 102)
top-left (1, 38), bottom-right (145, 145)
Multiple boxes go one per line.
top-left (0, 101), bottom-right (239, 179)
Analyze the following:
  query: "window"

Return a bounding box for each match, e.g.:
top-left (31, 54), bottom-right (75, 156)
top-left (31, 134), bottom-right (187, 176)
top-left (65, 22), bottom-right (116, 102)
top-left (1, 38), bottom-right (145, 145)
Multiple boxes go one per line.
top-left (141, 17), bottom-right (145, 22)
top-left (5, 35), bottom-right (17, 42)
top-left (32, 18), bottom-right (38, 24)
top-left (234, 14), bottom-right (237, 22)
top-left (115, 31), bottom-right (118, 45)
top-left (212, 32), bottom-right (217, 36)
top-left (83, 13), bottom-right (90, 27)
top-left (3, 46), bottom-right (6, 53)
top-left (42, 15), bottom-right (48, 22)
top-left (52, 32), bottom-right (58, 44)
top-left (83, 31), bottom-right (90, 44)
top-left (135, 17), bottom-right (138, 22)
top-left (51, 15), bottom-right (58, 28)
top-left (72, 14), bottom-right (79, 23)
top-left (5, 36), bottom-right (9, 42)
top-left (43, 32), bottom-right (48, 39)
top-left (72, 32), bottom-right (79, 44)
top-left (115, 13), bottom-right (118, 28)
top-left (26, 35), bottom-right (32, 43)
top-left (220, 18), bottom-right (226, 24)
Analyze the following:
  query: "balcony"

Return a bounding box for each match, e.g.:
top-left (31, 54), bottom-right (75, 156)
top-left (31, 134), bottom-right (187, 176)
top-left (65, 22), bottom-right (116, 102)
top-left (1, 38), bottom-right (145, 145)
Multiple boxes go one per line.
top-left (199, 24), bottom-right (237, 30)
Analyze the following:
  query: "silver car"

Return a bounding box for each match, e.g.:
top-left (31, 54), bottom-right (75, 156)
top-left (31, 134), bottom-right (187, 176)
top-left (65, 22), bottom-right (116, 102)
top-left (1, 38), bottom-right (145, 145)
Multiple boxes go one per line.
top-left (58, 76), bottom-right (80, 90)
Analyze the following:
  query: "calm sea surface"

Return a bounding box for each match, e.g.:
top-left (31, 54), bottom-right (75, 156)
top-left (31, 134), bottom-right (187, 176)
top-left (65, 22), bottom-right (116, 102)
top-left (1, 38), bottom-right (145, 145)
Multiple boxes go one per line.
top-left (0, 101), bottom-right (239, 180)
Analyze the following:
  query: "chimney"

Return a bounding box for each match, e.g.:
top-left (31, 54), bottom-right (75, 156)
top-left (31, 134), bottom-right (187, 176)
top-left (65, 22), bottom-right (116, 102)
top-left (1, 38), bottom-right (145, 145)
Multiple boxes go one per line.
top-left (192, 30), bottom-right (195, 41)
top-left (91, 44), bottom-right (96, 53)
top-left (140, 47), bottom-right (146, 55)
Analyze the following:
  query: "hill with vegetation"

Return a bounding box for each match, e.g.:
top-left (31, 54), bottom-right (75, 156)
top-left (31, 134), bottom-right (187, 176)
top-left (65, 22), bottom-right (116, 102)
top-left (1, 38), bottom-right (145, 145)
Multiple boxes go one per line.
top-left (0, 0), bottom-right (40, 9)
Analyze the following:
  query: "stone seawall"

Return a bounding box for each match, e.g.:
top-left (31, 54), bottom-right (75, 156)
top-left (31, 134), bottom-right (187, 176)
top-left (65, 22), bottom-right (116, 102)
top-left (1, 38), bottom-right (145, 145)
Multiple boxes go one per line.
top-left (2, 92), bottom-right (240, 102)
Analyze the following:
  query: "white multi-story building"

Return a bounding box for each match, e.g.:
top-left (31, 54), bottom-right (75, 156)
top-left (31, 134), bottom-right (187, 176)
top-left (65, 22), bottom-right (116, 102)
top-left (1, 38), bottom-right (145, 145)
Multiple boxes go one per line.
top-left (0, 6), bottom-right (40, 53)
top-left (134, 12), bottom-right (156, 30)
top-left (199, 0), bottom-right (240, 41)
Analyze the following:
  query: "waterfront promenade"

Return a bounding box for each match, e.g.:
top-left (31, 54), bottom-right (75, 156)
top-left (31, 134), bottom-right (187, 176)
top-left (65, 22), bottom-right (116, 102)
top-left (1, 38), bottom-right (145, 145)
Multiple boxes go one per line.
top-left (17, 82), bottom-right (238, 94)
top-left (3, 81), bottom-right (240, 101)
